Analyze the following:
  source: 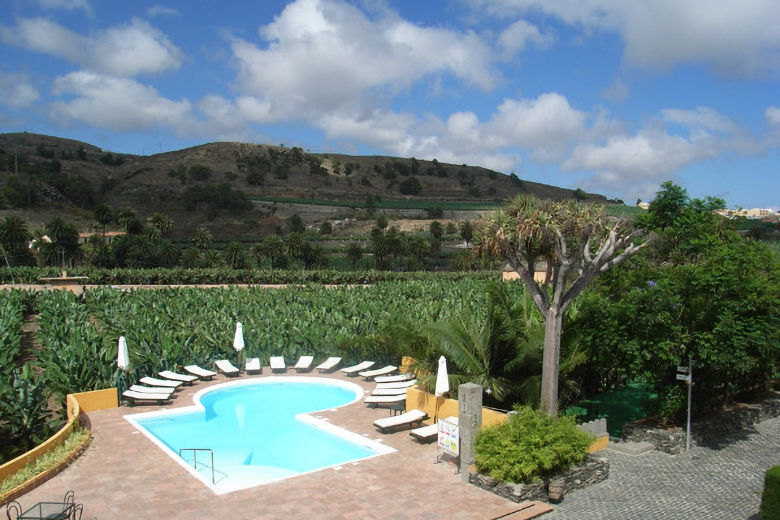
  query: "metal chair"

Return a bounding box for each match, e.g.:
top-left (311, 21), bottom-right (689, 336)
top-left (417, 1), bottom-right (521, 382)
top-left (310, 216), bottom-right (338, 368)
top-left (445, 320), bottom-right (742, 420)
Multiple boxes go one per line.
top-left (69, 503), bottom-right (83, 520)
top-left (63, 490), bottom-right (75, 505)
top-left (4, 501), bottom-right (21, 520)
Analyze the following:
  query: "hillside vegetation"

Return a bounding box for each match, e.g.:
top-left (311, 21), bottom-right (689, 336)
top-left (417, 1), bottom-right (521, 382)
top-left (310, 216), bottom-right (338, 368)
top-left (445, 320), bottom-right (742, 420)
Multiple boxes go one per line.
top-left (0, 132), bottom-right (614, 241)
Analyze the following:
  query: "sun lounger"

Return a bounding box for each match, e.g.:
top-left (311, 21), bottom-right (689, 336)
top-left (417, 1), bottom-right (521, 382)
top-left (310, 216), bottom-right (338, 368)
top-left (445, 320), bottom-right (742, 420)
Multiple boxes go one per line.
top-left (371, 387), bottom-right (409, 396)
top-left (341, 361), bottom-right (375, 376)
top-left (183, 365), bottom-right (216, 380)
top-left (360, 365), bottom-right (397, 380)
top-left (373, 409), bottom-right (427, 433)
top-left (316, 356), bottom-right (342, 373)
top-left (245, 357), bottom-right (262, 374)
top-left (410, 417), bottom-right (457, 443)
top-left (364, 394), bottom-right (407, 407)
top-left (270, 356), bottom-right (286, 372)
top-left (374, 372), bottom-right (415, 383)
top-left (122, 389), bottom-right (172, 406)
top-left (294, 355), bottom-right (314, 372)
top-left (375, 379), bottom-right (417, 390)
top-left (216, 359), bottom-right (240, 377)
top-left (139, 376), bottom-right (182, 389)
top-left (158, 370), bottom-right (198, 385)
top-left (129, 384), bottom-right (175, 396)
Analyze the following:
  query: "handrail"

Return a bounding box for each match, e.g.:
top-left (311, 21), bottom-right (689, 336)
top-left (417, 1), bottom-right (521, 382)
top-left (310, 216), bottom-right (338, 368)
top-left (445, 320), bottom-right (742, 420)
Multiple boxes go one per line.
top-left (178, 448), bottom-right (216, 484)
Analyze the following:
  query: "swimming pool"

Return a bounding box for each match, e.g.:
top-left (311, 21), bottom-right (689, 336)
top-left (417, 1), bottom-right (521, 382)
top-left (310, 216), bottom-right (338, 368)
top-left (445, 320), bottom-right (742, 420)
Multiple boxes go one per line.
top-left (124, 377), bottom-right (395, 494)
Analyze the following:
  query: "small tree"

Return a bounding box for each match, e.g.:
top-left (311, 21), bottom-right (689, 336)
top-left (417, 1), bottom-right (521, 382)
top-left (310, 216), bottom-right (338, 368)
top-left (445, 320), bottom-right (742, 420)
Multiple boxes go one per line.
top-left (346, 242), bottom-right (363, 269)
top-left (478, 195), bottom-right (647, 415)
top-left (93, 204), bottom-right (114, 238)
top-left (191, 226), bottom-right (213, 252)
top-left (460, 221), bottom-right (474, 246)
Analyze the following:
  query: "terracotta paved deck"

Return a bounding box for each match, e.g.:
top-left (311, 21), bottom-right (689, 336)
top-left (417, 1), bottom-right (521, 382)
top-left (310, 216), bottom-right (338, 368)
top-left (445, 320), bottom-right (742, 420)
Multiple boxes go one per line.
top-left (15, 370), bottom-right (522, 519)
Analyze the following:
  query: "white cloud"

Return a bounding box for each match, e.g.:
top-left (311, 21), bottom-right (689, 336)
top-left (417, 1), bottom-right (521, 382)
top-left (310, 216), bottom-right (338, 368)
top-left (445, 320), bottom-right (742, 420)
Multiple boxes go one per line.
top-left (33, 0), bottom-right (89, 12)
top-left (466, 0), bottom-right (780, 76)
top-left (0, 73), bottom-right (39, 109)
top-left (661, 107), bottom-right (736, 134)
top-left (498, 19), bottom-right (552, 56)
top-left (230, 0), bottom-right (496, 121)
top-left (1, 18), bottom-right (182, 76)
top-left (602, 78), bottom-right (629, 102)
top-left (50, 71), bottom-right (193, 131)
top-left (766, 106), bottom-right (780, 126)
top-left (146, 4), bottom-right (179, 17)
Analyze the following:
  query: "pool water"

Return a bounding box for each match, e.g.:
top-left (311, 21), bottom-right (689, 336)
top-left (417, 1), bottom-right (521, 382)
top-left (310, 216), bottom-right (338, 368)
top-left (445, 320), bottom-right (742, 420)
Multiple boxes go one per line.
top-left (125, 377), bottom-right (395, 493)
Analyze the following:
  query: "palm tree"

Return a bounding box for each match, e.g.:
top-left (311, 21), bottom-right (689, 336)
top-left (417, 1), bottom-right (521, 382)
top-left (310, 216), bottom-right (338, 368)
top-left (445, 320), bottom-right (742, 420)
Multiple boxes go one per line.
top-left (191, 226), bottom-right (213, 251)
top-left (116, 207), bottom-right (141, 235)
top-left (93, 204), bottom-right (113, 238)
top-left (0, 216), bottom-right (33, 266)
top-left (146, 213), bottom-right (173, 239)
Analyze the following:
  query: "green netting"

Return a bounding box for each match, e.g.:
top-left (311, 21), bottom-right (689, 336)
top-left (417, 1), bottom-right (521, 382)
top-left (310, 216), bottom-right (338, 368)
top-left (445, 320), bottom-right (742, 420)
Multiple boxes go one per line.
top-left (566, 383), bottom-right (658, 437)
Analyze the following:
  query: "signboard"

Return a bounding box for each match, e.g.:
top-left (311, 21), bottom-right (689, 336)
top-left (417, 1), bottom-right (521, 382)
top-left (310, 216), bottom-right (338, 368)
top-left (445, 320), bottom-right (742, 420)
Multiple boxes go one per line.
top-left (677, 365), bottom-right (688, 372)
top-left (676, 373), bottom-right (690, 381)
top-left (437, 417), bottom-right (459, 456)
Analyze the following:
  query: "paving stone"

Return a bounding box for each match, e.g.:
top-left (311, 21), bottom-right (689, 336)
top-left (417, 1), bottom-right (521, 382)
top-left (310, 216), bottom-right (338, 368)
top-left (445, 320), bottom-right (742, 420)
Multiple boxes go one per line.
top-left (546, 416), bottom-right (780, 520)
top-left (607, 440), bottom-right (656, 455)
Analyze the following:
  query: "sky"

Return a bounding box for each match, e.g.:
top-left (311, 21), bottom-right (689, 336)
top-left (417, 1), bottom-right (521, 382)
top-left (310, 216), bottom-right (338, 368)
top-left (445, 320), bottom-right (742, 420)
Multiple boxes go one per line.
top-left (1, 0), bottom-right (778, 209)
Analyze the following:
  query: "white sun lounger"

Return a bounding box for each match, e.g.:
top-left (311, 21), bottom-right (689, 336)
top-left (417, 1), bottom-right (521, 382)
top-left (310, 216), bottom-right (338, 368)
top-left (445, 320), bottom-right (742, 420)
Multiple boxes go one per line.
top-left (410, 417), bottom-right (458, 443)
top-left (245, 357), bottom-right (262, 374)
top-left (270, 356), bottom-right (286, 372)
top-left (376, 379), bottom-right (417, 389)
top-left (183, 364), bottom-right (216, 380)
top-left (294, 355), bottom-right (314, 372)
top-left (341, 361), bottom-right (375, 376)
top-left (360, 365), bottom-right (397, 380)
top-left (364, 394), bottom-right (407, 407)
top-left (122, 389), bottom-right (172, 406)
top-left (139, 376), bottom-right (182, 389)
top-left (129, 384), bottom-right (175, 396)
top-left (373, 409), bottom-right (427, 433)
top-left (371, 387), bottom-right (409, 396)
top-left (316, 356), bottom-right (342, 373)
top-left (374, 372), bottom-right (415, 383)
top-left (158, 370), bottom-right (198, 384)
top-left (216, 359), bottom-right (240, 377)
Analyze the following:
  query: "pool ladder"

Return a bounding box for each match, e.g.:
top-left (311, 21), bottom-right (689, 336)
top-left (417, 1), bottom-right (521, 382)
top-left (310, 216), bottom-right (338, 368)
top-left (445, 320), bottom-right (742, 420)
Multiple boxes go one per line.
top-left (179, 448), bottom-right (217, 484)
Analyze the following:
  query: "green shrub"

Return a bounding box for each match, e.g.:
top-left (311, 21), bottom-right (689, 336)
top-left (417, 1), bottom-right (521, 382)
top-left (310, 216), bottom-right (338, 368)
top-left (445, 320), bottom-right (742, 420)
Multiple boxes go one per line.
top-left (761, 465), bottom-right (780, 520)
top-left (475, 406), bottom-right (593, 484)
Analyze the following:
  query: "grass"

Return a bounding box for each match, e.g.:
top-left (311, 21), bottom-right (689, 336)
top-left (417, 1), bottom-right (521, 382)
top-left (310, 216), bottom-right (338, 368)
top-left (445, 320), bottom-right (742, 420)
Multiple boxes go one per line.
top-left (0, 426), bottom-right (91, 496)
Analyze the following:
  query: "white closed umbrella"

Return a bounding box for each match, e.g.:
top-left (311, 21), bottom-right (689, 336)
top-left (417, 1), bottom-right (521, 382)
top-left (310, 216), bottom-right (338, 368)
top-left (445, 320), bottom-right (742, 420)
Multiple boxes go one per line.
top-left (435, 355), bottom-right (449, 397)
top-left (233, 322), bottom-right (244, 352)
top-left (117, 336), bottom-right (129, 371)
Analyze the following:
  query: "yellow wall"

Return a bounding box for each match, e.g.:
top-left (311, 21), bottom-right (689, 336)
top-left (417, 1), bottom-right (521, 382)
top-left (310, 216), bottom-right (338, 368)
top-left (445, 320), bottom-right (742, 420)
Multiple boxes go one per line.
top-left (68, 388), bottom-right (118, 413)
top-left (0, 388), bottom-right (118, 485)
top-left (405, 387), bottom-right (508, 426)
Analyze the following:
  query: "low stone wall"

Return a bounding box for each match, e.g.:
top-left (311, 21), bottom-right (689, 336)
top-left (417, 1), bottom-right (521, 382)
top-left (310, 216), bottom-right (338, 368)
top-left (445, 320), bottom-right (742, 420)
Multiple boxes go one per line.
top-left (469, 455), bottom-right (609, 503)
top-left (623, 393), bottom-right (780, 454)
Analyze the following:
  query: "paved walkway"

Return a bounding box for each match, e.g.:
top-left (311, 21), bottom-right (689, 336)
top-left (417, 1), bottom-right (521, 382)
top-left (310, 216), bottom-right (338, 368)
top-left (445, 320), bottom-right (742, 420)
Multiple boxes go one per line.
top-left (10, 371), bottom-right (522, 520)
top-left (547, 416), bottom-right (780, 519)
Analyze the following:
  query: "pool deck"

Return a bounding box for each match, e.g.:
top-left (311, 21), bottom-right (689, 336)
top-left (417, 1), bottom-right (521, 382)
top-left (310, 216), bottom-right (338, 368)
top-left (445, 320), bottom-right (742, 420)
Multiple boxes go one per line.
top-left (13, 370), bottom-right (525, 519)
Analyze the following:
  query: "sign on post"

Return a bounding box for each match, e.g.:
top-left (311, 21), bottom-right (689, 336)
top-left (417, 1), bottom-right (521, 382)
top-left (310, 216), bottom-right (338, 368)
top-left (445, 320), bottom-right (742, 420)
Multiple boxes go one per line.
top-left (437, 417), bottom-right (459, 457)
top-left (676, 373), bottom-right (690, 381)
top-left (676, 356), bottom-right (695, 451)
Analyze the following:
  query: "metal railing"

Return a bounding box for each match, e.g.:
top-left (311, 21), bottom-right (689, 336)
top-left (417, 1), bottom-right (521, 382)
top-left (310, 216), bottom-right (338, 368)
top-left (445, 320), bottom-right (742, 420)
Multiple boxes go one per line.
top-left (179, 448), bottom-right (217, 484)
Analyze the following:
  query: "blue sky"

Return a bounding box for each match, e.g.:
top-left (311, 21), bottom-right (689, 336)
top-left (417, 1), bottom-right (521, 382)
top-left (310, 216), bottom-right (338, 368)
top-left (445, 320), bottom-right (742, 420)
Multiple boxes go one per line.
top-left (1, 0), bottom-right (778, 209)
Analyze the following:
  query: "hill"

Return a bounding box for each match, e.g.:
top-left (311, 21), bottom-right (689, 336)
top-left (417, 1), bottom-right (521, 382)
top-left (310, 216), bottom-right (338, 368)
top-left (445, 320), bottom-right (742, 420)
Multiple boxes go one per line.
top-left (0, 132), bottom-right (614, 241)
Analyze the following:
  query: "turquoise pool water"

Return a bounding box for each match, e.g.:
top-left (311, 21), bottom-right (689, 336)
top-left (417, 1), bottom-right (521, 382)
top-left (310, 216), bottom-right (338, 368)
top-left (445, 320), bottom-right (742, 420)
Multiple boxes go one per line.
top-left (125, 377), bottom-right (394, 493)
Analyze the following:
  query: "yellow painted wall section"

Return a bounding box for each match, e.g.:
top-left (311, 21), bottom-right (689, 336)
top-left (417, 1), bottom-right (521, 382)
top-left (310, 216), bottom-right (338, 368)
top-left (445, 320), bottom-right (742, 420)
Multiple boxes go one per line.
top-left (400, 356), bottom-right (415, 374)
top-left (0, 388), bottom-right (118, 483)
top-left (68, 388), bottom-right (118, 414)
top-left (588, 434), bottom-right (609, 453)
top-left (405, 387), bottom-right (508, 426)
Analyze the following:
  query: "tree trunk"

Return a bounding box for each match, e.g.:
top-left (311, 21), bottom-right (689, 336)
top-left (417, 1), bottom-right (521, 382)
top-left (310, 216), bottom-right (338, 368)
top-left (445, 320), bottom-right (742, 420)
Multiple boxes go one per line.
top-left (540, 307), bottom-right (563, 415)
